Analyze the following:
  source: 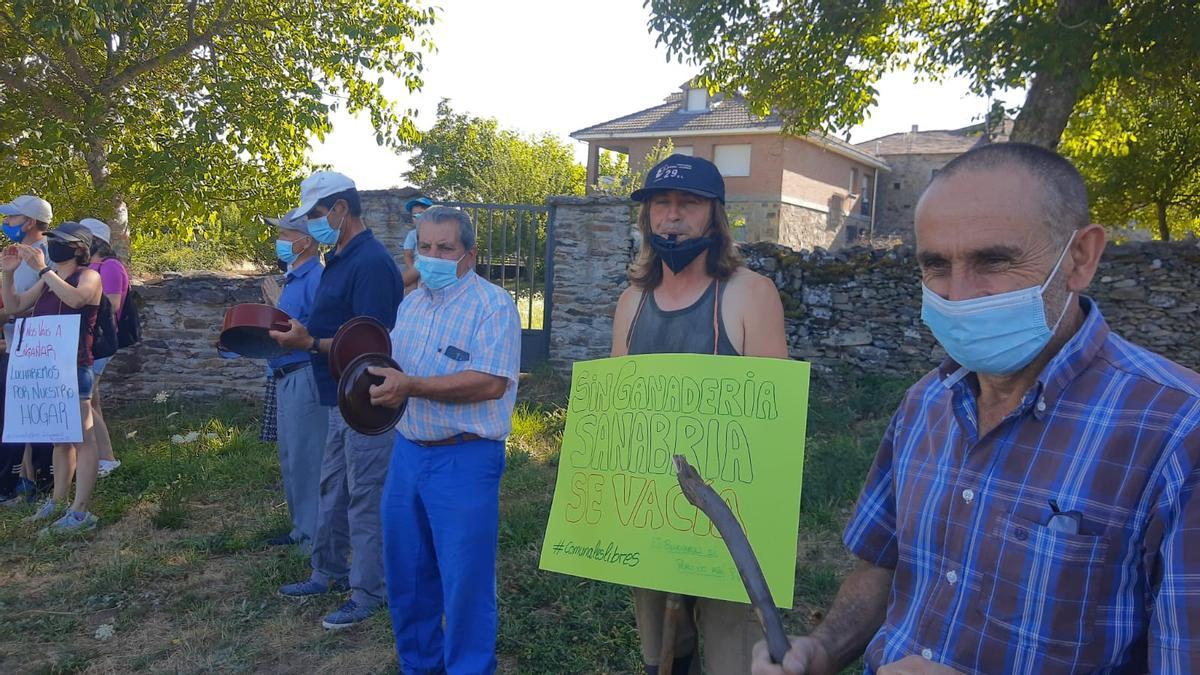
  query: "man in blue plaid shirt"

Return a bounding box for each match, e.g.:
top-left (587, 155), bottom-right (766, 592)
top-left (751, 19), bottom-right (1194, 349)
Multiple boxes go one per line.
top-left (754, 143), bottom-right (1200, 675)
top-left (368, 206), bottom-right (521, 675)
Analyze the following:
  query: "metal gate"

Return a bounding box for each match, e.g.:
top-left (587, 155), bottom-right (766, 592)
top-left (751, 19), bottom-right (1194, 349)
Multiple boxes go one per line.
top-left (432, 201), bottom-right (553, 371)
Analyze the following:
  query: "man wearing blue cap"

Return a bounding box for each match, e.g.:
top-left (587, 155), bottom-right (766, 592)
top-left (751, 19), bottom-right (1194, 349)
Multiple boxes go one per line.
top-left (401, 196), bottom-right (433, 293)
top-left (270, 171), bottom-right (404, 630)
top-left (264, 210), bottom-right (325, 551)
top-left (610, 154), bottom-right (789, 674)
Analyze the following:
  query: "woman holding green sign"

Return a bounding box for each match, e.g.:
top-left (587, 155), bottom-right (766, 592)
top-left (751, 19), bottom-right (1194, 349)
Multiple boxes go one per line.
top-left (1, 222), bottom-right (103, 534)
top-left (611, 155), bottom-right (789, 675)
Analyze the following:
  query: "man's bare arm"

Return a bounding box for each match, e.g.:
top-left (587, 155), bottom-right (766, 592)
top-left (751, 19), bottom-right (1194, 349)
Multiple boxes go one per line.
top-left (811, 559), bottom-right (893, 671)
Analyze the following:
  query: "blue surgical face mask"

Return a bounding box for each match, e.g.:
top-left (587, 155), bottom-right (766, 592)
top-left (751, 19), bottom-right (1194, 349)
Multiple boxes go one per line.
top-left (3, 218), bottom-right (26, 243)
top-left (305, 210), bottom-right (341, 246)
top-left (415, 253), bottom-right (466, 290)
top-left (275, 239), bottom-right (298, 265)
top-left (921, 233), bottom-right (1076, 375)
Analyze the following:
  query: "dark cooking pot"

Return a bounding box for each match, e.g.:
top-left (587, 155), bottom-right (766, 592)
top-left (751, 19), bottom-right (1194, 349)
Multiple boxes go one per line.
top-left (329, 316), bottom-right (392, 380)
top-left (219, 303), bottom-right (293, 359)
top-left (337, 353), bottom-right (405, 435)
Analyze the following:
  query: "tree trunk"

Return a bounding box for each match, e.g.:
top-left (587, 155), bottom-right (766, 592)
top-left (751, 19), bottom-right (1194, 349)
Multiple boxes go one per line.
top-left (84, 133), bottom-right (132, 263)
top-left (1156, 201), bottom-right (1170, 241)
top-left (1008, 0), bottom-right (1110, 149)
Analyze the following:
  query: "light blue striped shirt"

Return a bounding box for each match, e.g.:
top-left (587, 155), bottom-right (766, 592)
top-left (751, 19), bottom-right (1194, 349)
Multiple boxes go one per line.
top-left (390, 271), bottom-right (521, 441)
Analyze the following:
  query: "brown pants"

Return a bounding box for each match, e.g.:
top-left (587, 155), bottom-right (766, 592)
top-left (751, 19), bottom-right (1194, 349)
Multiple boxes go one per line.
top-left (633, 588), bottom-right (762, 674)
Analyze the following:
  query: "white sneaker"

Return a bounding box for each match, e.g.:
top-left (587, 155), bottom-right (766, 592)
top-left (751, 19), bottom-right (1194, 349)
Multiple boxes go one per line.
top-left (97, 459), bottom-right (122, 478)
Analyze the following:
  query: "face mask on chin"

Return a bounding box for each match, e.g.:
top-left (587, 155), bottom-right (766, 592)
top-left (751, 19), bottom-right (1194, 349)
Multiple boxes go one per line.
top-left (649, 232), bottom-right (717, 274)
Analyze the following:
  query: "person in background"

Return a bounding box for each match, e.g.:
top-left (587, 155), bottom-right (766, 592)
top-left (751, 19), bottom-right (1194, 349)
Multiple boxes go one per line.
top-left (401, 196), bottom-right (432, 293)
top-left (263, 209), bottom-right (326, 550)
top-left (270, 171), bottom-right (404, 631)
top-left (0, 195), bottom-right (55, 507)
top-left (1, 222), bottom-right (103, 533)
top-left (77, 218), bottom-right (128, 479)
top-left (370, 206), bottom-right (522, 674)
top-left (610, 155), bottom-right (789, 675)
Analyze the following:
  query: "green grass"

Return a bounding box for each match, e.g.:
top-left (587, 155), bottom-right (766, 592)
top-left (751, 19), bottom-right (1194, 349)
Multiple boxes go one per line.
top-left (0, 368), bottom-right (916, 673)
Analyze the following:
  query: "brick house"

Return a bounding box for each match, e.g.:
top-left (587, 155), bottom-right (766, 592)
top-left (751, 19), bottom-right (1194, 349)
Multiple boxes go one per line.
top-left (856, 120), bottom-right (1012, 240)
top-left (572, 82), bottom-right (889, 251)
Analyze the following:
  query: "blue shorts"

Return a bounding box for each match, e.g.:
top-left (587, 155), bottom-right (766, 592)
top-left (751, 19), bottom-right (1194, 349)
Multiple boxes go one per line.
top-left (93, 356), bottom-right (111, 376)
top-left (78, 366), bottom-right (94, 401)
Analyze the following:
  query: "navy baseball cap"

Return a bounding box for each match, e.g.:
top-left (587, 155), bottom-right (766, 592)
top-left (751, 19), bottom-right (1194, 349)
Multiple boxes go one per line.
top-left (631, 154), bottom-right (725, 204)
top-left (405, 196), bottom-right (433, 213)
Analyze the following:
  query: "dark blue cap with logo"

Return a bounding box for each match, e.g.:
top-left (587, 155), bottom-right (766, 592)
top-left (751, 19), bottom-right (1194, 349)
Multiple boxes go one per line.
top-left (631, 154), bottom-right (725, 204)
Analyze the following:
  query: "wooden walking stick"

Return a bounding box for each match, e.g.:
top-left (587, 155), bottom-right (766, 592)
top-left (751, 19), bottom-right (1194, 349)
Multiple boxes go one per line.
top-left (658, 592), bottom-right (685, 670)
top-left (672, 454), bottom-right (791, 664)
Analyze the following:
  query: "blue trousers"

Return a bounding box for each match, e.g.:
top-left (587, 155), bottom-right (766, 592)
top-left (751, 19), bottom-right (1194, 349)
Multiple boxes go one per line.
top-left (310, 408), bottom-right (393, 607)
top-left (382, 435), bottom-right (505, 675)
top-left (275, 365), bottom-right (327, 548)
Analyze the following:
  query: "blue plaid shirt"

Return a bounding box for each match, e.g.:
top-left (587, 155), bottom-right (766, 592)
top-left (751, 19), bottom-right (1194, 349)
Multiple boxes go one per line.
top-left (845, 297), bottom-right (1200, 674)
top-left (390, 271), bottom-right (521, 441)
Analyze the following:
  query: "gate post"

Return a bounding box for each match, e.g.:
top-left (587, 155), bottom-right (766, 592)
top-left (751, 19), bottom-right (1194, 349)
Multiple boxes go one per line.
top-left (546, 196), bottom-right (638, 374)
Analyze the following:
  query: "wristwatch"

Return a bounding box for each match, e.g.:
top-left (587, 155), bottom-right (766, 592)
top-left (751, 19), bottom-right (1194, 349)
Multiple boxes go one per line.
top-left (307, 337), bottom-right (321, 356)
top-left (37, 266), bottom-right (53, 278)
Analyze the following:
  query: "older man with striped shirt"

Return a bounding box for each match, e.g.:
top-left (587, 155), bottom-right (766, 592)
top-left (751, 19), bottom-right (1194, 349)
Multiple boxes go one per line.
top-left (368, 205), bottom-right (521, 675)
top-left (754, 143), bottom-right (1200, 675)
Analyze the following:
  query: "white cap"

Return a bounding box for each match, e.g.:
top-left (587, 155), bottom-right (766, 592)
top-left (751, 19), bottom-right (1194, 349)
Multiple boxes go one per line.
top-left (0, 195), bottom-right (52, 223)
top-left (295, 171), bottom-right (356, 218)
top-left (79, 217), bottom-right (112, 243)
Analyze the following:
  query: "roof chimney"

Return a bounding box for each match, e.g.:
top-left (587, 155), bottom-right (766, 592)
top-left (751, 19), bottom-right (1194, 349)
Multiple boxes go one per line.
top-left (911, 124), bottom-right (919, 133)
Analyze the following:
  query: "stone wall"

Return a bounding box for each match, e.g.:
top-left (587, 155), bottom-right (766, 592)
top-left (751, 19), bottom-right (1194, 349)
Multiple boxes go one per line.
top-left (358, 189), bottom-right (417, 266)
top-left (99, 195), bottom-right (1200, 404)
top-left (547, 196), bottom-right (638, 369)
top-left (548, 199), bottom-right (1200, 377)
top-left (103, 274), bottom-right (275, 403)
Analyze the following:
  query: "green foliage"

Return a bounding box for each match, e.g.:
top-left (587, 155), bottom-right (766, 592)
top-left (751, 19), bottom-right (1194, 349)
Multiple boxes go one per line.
top-left (645, 1), bottom-right (1200, 145)
top-left (0, 0), bottom-right (436, 240)
top-left (591, 138), bottom-right (675, 197)
top-left (1061, 76), bottom-right (1200, 241)
top-left (129, 204), bottom-right (273, 274)
top-left (404, 99), bottom-right (585, 205)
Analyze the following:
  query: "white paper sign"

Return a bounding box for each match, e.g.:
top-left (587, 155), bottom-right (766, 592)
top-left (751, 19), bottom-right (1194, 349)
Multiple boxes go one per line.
top-left (3, 315), bottom-right (83, 444)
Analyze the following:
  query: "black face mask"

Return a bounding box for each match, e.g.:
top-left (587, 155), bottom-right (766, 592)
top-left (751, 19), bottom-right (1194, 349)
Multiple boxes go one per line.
top-left (649, 233), bottom-right (717, 274)
top-left (47, 241), bottom-right (79, 264)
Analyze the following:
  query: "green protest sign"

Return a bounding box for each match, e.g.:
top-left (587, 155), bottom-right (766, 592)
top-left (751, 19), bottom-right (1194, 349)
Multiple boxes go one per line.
top-left (538, 354), bottom-right (810, 606)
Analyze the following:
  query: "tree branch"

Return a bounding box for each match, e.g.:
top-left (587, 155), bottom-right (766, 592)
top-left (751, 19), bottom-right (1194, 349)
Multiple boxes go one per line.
top-left (62, 42), bottom-right (95, 89)
top-left (99, 0), bottom-right (235, 95)
top-left (0, 68), bottom-right (80, 122)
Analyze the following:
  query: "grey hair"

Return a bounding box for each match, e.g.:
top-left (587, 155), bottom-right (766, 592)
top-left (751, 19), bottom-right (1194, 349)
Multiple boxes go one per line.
top-left (930, 142), bottom-right (1090, 246)
top-left (417, 205), bottom-right (476, 250)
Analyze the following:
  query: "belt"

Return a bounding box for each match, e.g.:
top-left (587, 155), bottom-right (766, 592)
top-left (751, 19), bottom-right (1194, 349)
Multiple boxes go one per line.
top-left (412, 433), bottom-right (482, 448)
top-left (271, 361), bottom-right (310, 379)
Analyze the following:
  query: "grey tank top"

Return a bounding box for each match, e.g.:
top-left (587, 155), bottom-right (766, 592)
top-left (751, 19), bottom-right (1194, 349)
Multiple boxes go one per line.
top-left (626, 280), bottom-right (740, 356)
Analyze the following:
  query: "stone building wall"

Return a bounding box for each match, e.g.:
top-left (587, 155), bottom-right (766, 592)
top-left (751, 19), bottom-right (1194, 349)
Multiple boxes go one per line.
top-left (872, 152), bottom-right (956, 239)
